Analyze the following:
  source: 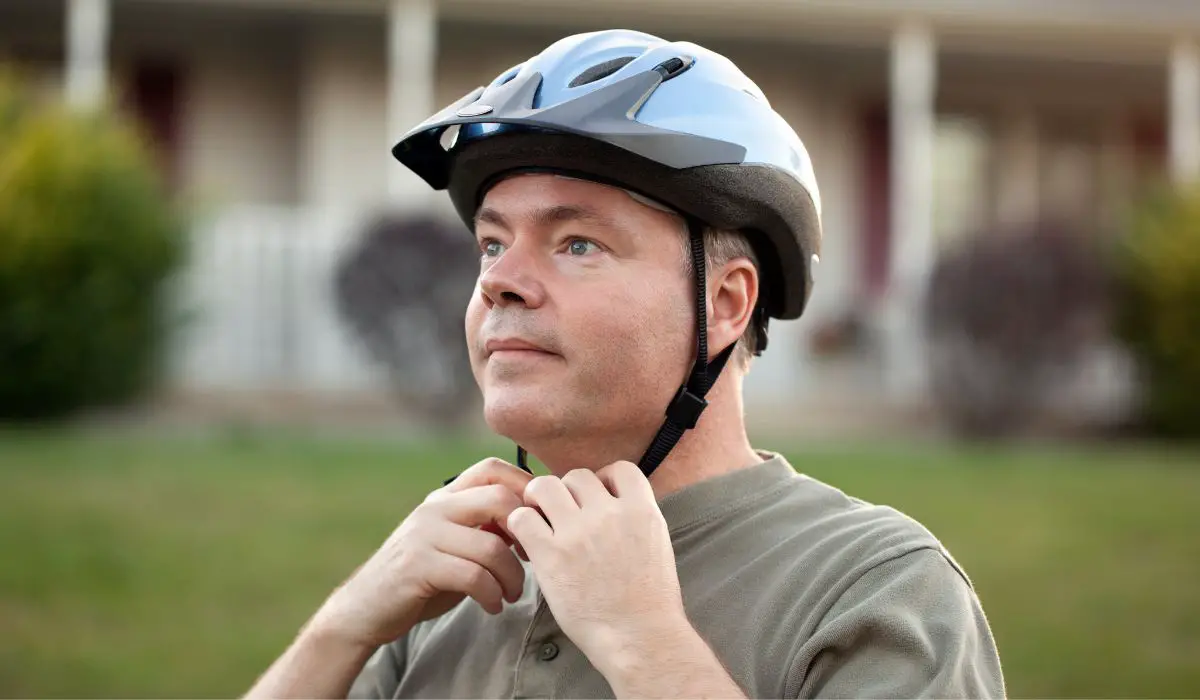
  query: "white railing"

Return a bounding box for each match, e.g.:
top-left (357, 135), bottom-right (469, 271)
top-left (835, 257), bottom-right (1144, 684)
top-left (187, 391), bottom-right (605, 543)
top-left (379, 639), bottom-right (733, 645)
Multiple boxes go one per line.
top-left (168, 205), bottom-right (386, 394)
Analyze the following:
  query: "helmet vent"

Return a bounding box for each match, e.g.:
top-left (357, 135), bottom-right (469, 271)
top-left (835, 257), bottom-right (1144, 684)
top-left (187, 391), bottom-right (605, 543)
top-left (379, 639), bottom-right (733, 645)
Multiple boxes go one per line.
top-left (495, 65), bottom-right (521, 87)
top-left (568, 56), bottom-right (636, 88)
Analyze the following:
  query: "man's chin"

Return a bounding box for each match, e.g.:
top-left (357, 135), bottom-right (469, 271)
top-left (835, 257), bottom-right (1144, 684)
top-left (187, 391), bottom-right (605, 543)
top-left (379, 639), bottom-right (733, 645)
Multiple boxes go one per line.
top-left (481, 390), bottom-right (567, 444)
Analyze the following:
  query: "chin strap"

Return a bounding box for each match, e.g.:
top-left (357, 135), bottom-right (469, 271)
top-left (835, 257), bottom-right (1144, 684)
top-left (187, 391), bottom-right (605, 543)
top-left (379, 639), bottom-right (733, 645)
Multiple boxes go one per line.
top-left (448, 219), bottom-right (737, 486)
top-left (634, 218), bottom-right (735, 478)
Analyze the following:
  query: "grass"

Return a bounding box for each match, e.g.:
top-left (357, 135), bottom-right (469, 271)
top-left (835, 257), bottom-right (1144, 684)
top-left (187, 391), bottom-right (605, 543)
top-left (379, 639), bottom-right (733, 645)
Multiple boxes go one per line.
top-left (1, 427), bottom-right (1198, 698)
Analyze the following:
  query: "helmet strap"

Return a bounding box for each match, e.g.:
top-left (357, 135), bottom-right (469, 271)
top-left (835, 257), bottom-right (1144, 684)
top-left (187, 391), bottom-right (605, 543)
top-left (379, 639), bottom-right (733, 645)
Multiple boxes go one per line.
top-left (636, 218), bottom-right (735, 477)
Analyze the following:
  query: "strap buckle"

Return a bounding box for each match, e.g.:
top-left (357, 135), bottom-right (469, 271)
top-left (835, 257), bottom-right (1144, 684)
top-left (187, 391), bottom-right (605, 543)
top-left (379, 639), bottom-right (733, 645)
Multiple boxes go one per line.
top-left (665, 385), bottom-right (708, 430)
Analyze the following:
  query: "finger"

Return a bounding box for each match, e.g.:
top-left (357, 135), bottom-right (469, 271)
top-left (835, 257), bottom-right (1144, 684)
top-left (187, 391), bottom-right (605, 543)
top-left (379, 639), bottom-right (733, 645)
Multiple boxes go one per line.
top-left (443, 457), bottom-right (534, 497)
top-left (434, 525), bottom-right (526, 603)
top-left (435, 483), bottom-right (525, 529)
top-left (426, 551), bottom-right (505, 615)
top-left (597, 460), bottom-right (655, 500)
top-left (486, 523), bottom-right (529, 562)
top-left (560, 468), bottom-right (612, 507)
top-left (507, 506), bottom-right (554, 556)
top-left (482, 510), bottom-right (530, 554)
top-left (481, 521), bottom-right (516, 547)
top-left (522, 476), bottom-right (578, 527)
top-left (481, 523), bottom-right (528, 562)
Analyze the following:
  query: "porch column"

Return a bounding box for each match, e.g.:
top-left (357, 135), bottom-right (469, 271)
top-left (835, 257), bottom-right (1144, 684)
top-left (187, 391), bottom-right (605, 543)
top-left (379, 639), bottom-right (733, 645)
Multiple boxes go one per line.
top-left (65, 0), bottom-right (110, 110)
top-left (995, 109), bottom-right (1039, 227)
top-left (387, 0), bottom-right (437, 210)
top-left (882, 20), bottom-right (938, 402)
top-left (1169, 38), bottom-right (1200, 184)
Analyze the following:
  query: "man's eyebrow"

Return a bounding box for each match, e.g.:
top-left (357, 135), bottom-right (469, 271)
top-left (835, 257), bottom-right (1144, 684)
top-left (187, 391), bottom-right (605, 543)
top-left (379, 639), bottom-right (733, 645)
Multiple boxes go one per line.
top-left (474, 204), bottom-right (622, 232)
top-left (474, 206), bottom-right (508, 231)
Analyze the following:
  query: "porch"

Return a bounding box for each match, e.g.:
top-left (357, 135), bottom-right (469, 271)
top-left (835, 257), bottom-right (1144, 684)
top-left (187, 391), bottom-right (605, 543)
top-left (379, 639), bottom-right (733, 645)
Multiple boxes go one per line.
top-left (0, 0), bottom-right (1189, 421)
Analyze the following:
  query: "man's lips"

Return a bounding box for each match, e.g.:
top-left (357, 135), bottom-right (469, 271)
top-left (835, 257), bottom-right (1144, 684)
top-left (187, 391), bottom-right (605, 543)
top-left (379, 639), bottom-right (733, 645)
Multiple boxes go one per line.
top-left (484, 338), bottom-right (556, 357)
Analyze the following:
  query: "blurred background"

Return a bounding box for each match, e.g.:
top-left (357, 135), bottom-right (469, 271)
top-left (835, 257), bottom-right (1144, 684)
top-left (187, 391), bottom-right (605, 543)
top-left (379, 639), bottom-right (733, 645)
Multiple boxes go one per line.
top-left (1, 0), bottom-right (1199, 697)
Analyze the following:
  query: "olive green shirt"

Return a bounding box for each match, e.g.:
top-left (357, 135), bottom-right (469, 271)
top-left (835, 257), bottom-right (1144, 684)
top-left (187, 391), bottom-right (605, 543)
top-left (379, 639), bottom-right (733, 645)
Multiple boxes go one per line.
top-left (350, 452), bottom-right (1005, 698)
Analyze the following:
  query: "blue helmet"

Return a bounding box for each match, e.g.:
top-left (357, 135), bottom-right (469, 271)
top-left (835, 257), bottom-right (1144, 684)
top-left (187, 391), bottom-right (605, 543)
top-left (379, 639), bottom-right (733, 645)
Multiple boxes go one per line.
top-left (394, 28), bottom-right (821, 321)
top-left (394, 29), bottom-right (823, 477)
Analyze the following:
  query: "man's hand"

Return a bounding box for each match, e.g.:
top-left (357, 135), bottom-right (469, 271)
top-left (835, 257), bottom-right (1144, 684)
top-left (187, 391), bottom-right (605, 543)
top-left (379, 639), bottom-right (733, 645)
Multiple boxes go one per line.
top-left (506, 462), bottom-right (687, 671)
top-left (313, 457), bottom-right (535, 650)
top-left (506, 461), bottom-right (746, 699)
top-left (245, 458), bottom-right (533, 699)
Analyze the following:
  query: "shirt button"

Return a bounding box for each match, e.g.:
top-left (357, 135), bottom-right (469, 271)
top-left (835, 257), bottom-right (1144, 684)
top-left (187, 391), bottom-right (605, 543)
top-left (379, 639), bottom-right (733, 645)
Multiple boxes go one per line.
top-left (538, 641), bottom-right (560, 661)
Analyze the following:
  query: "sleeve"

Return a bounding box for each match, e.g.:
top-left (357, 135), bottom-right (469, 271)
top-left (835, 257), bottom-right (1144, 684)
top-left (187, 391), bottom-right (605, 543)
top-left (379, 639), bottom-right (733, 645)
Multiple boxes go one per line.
top-left (790, 547), bottom-right (1006, 699)
top-left (347, 636), bottom-right (408, 700)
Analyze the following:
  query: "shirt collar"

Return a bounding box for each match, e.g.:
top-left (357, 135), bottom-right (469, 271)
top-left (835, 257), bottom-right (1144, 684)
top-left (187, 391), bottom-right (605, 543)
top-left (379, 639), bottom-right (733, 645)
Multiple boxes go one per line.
top-left (656, 451), bottom-right (799, 535)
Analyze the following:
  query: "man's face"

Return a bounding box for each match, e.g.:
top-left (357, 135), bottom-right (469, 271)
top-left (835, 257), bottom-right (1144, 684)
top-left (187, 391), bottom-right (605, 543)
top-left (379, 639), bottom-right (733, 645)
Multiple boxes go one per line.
top-left (464, 173), bottom-right (695, 465)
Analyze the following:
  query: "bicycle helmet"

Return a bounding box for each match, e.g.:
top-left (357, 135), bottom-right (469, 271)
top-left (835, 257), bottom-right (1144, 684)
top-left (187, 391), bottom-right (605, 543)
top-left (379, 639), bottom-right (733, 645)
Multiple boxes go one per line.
top-left (393, 29), bottom-right (822, 478)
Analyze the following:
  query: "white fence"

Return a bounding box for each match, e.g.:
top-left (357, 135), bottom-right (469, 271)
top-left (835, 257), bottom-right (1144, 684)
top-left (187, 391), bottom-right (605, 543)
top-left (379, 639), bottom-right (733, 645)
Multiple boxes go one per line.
top-left (169, 206), bottom-right (387, 394)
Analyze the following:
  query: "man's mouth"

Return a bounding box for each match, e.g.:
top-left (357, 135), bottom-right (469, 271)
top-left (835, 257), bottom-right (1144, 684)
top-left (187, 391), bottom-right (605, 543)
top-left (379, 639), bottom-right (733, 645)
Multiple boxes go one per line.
top-left (485, 338), bottom-right (556, 357)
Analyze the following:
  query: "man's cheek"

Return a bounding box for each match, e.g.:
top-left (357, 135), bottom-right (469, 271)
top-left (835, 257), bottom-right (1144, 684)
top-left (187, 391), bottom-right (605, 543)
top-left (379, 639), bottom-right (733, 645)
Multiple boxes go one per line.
top-left (464, 302), bottom-right (486, 360)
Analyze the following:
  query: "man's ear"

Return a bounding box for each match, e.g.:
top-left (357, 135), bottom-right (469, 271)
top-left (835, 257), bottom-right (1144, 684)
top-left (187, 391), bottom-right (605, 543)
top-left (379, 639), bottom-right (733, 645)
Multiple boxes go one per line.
top-left (708, 258), bottom-right (758, 360)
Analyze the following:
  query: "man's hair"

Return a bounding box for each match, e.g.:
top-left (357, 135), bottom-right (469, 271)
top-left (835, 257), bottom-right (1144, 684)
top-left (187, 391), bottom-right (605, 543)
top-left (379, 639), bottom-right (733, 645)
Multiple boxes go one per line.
top-left (680, 227), bottom-right (762, 371)
top-left (618, 187), bottom-right (761, 371)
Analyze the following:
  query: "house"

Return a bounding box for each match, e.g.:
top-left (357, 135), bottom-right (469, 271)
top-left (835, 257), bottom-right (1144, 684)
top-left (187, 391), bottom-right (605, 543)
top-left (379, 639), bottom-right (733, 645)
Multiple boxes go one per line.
top-left (1, 0), bottom-right (1193, 429)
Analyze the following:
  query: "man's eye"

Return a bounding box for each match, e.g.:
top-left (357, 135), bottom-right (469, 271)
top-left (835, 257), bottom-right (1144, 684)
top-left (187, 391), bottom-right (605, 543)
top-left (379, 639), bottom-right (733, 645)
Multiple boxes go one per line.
top-left (567, 239), bottom-right (599, 256)
top-left (482, 240), bottom-right (505, 257)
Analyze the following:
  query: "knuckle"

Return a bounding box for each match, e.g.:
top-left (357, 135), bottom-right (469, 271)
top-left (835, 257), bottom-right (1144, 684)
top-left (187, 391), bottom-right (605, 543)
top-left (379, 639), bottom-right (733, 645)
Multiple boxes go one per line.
top-left (507, 506), bottom-right (532, 528)
top-left (562, 468), bottom-right (593, 485)
top-left (453, 458), bottom-right (509, 484)
top-left (526, 475), bottom-right (557, 495)
top-left (477, 457), bottom-right (512, 474)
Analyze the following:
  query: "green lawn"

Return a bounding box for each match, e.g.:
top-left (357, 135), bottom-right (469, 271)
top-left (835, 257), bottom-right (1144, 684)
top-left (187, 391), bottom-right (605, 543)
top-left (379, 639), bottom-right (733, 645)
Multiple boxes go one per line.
top-left (1, 428), bottom-right (1198, 698)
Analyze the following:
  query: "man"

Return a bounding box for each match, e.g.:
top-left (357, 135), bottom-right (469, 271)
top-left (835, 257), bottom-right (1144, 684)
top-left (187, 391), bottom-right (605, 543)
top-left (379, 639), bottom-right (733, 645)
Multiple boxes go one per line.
top-left (247, 29), bottom-right (1005, 699)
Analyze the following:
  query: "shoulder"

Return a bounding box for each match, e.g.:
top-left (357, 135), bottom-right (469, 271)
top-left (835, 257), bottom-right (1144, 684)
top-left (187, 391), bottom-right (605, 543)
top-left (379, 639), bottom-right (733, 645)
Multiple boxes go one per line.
top-left (788, 544), bottom-right (1006, 698)
top-left (754, 462), bottom-right (966, 588)
top-left (766, 465), bottom-right (986, 635)
top-left (751, 463), bottom-right (1005, 697)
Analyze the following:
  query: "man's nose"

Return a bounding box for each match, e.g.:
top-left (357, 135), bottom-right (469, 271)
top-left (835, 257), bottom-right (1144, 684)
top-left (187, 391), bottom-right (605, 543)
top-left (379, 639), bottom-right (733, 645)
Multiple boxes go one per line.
top-left (478, 244), bottom-right (546, 310)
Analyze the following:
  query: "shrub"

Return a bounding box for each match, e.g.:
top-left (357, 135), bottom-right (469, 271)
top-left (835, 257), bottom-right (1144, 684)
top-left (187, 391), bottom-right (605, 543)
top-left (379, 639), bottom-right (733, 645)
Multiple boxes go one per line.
top-left (923, 220), bottom-right (1112, 439)
top-left (333, 213), bottom-right (481, 429)
top-left (0, 72), bottom-right (186, 420)
top-left (1112, 184), bottom-right (1200, 438)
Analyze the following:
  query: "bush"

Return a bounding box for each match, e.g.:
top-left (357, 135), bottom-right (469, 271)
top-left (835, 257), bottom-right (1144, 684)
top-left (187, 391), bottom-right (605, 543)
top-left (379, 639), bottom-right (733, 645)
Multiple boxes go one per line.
top-left (0, 72), bottom-right (186, 420)
top-left (333, 212), bottom-right (481, 429)
top-left (924, 220), bottom-right (1112, 439)
top-left (1112, 184), bottom-right (1200, 438)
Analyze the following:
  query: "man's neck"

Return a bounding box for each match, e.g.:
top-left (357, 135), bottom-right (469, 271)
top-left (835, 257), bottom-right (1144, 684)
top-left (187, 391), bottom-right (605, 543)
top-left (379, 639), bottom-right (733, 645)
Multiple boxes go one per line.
top-left (527, 370), bottom-right (762, 499)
